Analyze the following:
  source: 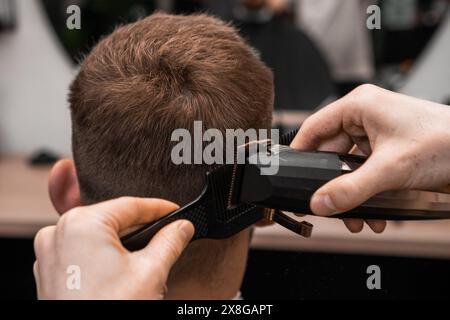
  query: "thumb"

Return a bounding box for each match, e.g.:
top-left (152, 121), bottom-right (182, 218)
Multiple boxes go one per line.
top-left (137, 220), bottom-right (194, 278)
top-left (310, 155), bottom-right (396, 216)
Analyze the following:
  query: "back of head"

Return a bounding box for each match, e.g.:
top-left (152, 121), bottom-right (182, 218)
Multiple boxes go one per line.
top-left (69, 12), bottom-right (274, 296)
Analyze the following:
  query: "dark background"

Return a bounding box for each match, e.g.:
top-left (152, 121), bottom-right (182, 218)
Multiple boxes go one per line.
top-left (2, 238), bottom-right (450, 299)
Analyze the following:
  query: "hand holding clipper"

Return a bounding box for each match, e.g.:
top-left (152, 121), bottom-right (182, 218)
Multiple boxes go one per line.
top-left (291, 85), bottom-right (450, 232)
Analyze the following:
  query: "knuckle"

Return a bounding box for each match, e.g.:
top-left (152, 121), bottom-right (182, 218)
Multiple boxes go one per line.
top-left (352, 83), bottom-right (379, 96)
top-left (118, 196), bottom-right (137, 207)
top-left (62, 207), bottom-right (85, 222)
top-left (349, 84), bottom-right (380, 107)
top-left (117, 196), bottom-right (140, 214)
top-left (297, 116), bottom-right (321, 147)
top-left (34, 226), bottom-right (55, 252)
top-left (33, 261), bottom-right (39, 274)
top-left (56, 207), bottom-right (89, 235)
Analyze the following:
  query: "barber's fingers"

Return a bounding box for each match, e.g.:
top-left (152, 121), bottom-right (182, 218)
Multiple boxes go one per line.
top-left (87, 197), bottom-right (179, 233)
top-left (366, 220), bottom-right (387, 233)
top-left (33, 261), bottom-right (41, 297)
top-left (34, 226), bottom-right (56, 258)
top-left (315, 132), bottom-right (354, 154)
top-left (33, 226), bottom-right (56, 298)
top-left (310, 153), bottom-right (396, 216)
top-left (343, 219), bottom-right (386, 233)
top-left (291, 100), bottom-right (349, 151)
top-left (33, 261), bottom-right (39, 280)
top-left (291, 85), bottom-right (387, 152)
top-left (342, 219), bottom-right (364, 233)
top-left (136, 220), bottom-right (194, 280)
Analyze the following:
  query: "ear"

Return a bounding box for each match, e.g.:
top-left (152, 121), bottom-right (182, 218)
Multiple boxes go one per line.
top-left (48, 159), bottom-right (81, 215)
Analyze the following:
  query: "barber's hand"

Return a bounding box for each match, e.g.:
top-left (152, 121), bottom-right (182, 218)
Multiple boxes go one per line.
top-left (33, 197), bottom-right (194, 299)
top-left (291, 84), bottom-right (450, 233)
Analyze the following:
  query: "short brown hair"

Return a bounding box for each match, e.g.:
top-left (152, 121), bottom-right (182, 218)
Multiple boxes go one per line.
top-left (69, 13), bottom-right (274, 206)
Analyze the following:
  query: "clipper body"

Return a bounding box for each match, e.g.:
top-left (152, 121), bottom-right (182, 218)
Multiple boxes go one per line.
top-left (121, 132), bottom-right (450, 251)
top-left (240, 145), bottom-right (450, 220)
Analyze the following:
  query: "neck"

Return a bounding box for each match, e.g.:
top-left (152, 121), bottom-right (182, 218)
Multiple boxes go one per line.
top-left (164, 229), bottom-right (251, 300)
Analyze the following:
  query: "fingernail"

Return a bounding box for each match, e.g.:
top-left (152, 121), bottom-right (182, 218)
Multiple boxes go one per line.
top-left (178, 220), bottom-right (194, 241)
top-left (311, 194), bottom-right (337, 216)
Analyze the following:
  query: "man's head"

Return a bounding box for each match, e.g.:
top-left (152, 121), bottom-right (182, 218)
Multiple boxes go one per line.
top-left (49, 12), bottom-right (274, 297)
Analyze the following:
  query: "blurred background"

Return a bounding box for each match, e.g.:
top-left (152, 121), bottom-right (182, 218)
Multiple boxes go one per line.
top-left (0, 0), bottom-right (450, 299)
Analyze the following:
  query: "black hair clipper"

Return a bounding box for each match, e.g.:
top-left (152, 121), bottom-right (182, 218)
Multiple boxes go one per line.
top-left (121, 131), bottom-right (450, 251)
